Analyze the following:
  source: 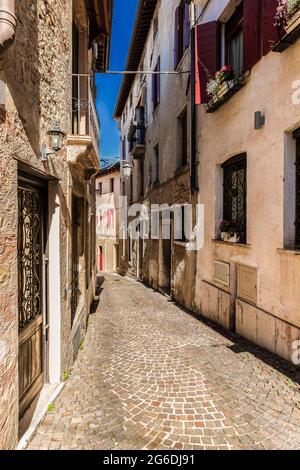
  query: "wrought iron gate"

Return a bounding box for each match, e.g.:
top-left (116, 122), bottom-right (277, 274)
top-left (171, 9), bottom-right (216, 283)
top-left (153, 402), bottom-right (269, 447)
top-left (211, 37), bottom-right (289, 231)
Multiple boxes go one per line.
top-left (18, 181), bottom-right (46, 418)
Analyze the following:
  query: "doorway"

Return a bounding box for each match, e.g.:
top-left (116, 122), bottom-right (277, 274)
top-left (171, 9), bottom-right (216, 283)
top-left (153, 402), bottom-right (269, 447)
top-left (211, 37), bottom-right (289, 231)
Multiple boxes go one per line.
top-left (18, 178), bottom-right (48, 419)
top-left (99, 246), bottom-right (103, 272)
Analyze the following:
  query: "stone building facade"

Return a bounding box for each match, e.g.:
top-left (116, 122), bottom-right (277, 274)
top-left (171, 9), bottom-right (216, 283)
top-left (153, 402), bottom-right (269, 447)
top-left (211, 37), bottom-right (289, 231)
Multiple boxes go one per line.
top-left (0, 0), bottom-right (112, 449)
top-left (115, 0), bottom-right (197, 308)
top-left (96, 162), bottom-right (121, 273)
top-left (115, 0), bottom-right (300, 366)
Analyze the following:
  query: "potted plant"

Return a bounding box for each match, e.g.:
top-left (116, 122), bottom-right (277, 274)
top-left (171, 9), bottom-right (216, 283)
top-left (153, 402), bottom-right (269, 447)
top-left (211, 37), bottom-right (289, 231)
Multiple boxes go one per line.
top-left (219, 219), bottom-right (241, 243)
top-left (275, 0), bottom-right (300, 33)
top-left (215, 65), bottom-right (235, 83)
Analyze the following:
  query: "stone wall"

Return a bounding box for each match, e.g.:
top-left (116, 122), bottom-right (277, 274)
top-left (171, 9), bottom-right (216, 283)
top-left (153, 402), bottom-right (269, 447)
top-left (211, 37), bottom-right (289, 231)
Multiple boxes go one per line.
top-left (0, 0), bottom-right (97, 449)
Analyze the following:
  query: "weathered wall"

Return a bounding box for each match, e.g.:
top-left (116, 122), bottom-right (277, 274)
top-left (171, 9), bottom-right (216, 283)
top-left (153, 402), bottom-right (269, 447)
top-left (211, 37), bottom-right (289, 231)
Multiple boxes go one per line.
top-left (119, 0), bottom-right (196, 308)
top-left (0, 0), bottom-right (97, 449)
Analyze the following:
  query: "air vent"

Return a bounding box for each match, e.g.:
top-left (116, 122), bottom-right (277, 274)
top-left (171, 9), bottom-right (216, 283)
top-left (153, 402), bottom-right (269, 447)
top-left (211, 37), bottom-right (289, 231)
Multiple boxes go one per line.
top-left (213, 260), bottom-right (230, 287)
top-left (237, 264), bottom-right (257, 305)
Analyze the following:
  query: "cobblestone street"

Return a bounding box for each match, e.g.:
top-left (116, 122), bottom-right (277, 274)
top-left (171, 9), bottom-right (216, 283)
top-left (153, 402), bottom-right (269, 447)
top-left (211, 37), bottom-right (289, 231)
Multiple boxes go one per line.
top-left (28, 275), bottom-right (300, 450)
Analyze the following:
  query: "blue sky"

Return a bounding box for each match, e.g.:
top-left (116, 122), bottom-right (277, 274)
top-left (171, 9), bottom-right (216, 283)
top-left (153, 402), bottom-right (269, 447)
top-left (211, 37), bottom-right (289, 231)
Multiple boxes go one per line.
top-left (96, 0), bottom-right (139, 164)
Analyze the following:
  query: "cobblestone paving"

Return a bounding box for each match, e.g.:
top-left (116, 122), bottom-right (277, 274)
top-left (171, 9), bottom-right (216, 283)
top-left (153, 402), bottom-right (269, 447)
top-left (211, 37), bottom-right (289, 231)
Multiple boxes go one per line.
top-left (28, 274), bottom-right (300, 450)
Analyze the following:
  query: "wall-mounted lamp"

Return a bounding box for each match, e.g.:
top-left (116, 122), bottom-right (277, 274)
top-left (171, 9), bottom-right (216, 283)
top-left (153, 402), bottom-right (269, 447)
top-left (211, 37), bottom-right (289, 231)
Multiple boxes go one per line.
top-left (254, 111), bottom-right (265, 130)
top-left (122, 160), bottom-right (133, 180)
top-left (47, 121), bottom-right (66, 151)
top-left (41, 122), bottom-right (66, 161)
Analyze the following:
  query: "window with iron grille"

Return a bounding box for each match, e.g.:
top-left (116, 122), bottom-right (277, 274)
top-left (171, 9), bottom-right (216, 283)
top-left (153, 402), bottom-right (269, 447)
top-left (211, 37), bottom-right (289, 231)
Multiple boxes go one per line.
top-left (222, 154), bottom-right (247, 243)
top-left (295, 134), bottom-right (300, 247)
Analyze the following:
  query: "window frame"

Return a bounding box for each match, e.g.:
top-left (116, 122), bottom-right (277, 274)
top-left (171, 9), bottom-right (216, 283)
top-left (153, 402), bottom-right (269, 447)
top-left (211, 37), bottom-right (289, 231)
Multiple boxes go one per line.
top-left (225, 3), bottom-right (244, 78)
top-left (177, 108), bottom-right (188, 169)
top-left (222, 153), bottom-right (247, 243)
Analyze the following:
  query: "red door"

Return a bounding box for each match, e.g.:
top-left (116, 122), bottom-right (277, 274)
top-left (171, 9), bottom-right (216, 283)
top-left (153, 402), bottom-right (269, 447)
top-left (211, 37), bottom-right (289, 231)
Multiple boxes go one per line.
top-left (99, 246), bottom-right (103, 272)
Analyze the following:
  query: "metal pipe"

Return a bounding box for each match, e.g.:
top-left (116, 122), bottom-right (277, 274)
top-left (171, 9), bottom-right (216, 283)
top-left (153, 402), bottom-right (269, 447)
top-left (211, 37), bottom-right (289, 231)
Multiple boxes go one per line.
top-left (0, 0), bottom-right (16, 58)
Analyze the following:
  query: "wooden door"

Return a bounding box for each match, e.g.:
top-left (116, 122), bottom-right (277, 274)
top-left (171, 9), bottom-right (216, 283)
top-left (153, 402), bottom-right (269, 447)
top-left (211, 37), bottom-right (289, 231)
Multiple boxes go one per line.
top-left (18, 181), bottom-right (46, 418)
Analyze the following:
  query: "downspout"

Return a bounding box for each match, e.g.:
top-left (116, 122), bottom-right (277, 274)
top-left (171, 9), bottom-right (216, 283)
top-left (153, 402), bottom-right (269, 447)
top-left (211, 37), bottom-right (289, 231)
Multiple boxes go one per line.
top-left (190, 2), bottom-right (198, 191)
top-left (0, 0), bottom-right (16, 58)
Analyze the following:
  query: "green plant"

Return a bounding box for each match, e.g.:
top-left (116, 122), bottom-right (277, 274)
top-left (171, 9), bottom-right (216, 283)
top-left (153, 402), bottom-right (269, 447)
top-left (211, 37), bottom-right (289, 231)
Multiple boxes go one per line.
top-left (79, 340), bottom-right (84, 351)
top-left (288, 0), bottom-right (300, 17)
top-left (63, 370), bottom-right (71, 381)
top-left (47, 403), bottom-right (55, 413)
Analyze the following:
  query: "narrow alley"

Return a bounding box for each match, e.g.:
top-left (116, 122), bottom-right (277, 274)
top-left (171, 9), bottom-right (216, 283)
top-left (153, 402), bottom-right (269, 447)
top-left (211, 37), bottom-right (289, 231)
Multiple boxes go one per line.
top-left (27, 275), bottom-right (300, 451)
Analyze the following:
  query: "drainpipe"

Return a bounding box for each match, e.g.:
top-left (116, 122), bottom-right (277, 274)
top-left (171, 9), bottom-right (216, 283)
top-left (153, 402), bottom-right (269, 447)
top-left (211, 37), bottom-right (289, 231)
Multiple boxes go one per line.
top-left (0, 0), bottom-right (16, 58)
top-left (190, 1), bottom-right (198, 191)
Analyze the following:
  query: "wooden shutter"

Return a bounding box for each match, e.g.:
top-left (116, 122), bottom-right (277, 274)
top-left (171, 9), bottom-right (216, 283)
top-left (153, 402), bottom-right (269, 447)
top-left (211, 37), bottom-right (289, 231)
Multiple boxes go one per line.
top-left (157, 56), bottom-right (160, 103)
top-left (243, 0), bottom-right (261, 73)
top-left (184, 4), bottom-right (190, 50)
top-left (196, 21), bottom-right (220, 104)
top-left (174, 7), bottom-right (183, 68)
top-left (262, 0), bottom-right (279, 55)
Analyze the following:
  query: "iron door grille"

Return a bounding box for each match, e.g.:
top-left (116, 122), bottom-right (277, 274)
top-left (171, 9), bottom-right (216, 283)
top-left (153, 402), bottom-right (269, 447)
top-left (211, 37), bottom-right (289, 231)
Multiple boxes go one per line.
top-left (222, 154), bottom-right (247, 243)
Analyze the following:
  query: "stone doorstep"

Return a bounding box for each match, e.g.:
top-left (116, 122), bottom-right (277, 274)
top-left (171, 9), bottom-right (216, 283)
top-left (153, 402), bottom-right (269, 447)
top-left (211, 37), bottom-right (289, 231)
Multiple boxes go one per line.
top-left (17, 382), bottom-right (65, 450)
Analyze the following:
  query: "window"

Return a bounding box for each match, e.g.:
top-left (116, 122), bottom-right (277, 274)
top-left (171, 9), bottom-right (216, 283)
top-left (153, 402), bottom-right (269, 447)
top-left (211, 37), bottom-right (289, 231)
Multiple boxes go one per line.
top-left (222, 154), bottom-right (247, 243)
top-left (295, 132), bottom-right (300, 247)
top-left (98, 182), bottom-right (102, 195)
top-left (122, 181), bottom-right (126, 196)
top-left (178, 108), bottom-right (188, 168)
top-left (110, 178), bottom-right (114, 193)
top-left (130, 174), bottom-right (133, 202)
top-left (139, 160), bottom-right (144, 197)
top-left (225, 3), bottom-right (243, 78)
top-left (152, 57), bottom-right (160, 111)
top-left (152, 145), bottom-right (159, 185)
top-left (107, 209), bottom-right (114, 229)
top-left (174, 3), bottom-right (190, 69)
top-left (121, 137), bottom-right (126, 161)
top-left (153, 14), bottom-right (159, 41)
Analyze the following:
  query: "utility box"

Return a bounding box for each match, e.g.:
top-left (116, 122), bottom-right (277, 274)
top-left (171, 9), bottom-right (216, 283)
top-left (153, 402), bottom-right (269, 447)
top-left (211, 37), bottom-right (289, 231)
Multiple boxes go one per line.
top-left (237, 264), bottom-right (258, 305)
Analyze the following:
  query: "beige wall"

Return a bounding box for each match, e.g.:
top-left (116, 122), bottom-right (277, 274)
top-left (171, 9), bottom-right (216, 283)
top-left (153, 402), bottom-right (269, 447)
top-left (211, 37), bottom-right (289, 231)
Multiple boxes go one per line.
top-left (195, 0), bottom-right (300, 362)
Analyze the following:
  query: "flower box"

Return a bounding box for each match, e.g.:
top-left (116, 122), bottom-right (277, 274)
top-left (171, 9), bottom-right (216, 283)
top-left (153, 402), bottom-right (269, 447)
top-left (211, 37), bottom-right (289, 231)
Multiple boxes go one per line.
top-left (221, 232), bottom-right (240, 243)
top-left (273, 6), bottom-right (300, 52)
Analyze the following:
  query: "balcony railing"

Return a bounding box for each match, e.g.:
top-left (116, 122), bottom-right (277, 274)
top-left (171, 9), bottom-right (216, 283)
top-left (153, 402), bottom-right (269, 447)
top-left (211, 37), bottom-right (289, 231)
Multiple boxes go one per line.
top-left (128, 107), bottom-right (146, 159)
top-left (72, 74), bottom-right (100, 153)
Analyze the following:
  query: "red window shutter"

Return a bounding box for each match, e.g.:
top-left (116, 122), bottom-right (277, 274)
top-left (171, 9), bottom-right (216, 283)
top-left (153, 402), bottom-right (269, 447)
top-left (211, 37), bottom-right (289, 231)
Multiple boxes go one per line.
top-left (184, 4), bottom-right (190, 50)
top-left (243, 0), bottom-right (261, 73)
top-left (196, 21), bottom-right (220, 104)
top-left (262, 0), bottom-right (279, 55)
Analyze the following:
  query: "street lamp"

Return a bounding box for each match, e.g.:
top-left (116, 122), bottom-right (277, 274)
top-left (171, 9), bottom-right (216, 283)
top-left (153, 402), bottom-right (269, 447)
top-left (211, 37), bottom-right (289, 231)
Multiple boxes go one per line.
top-left (47, 121), bottom-right (66, 151)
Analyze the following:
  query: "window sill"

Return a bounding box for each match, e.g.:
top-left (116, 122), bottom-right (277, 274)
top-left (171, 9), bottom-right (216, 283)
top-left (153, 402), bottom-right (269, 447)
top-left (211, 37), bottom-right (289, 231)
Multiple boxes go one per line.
top-left (174, 240), bottom-right (188, 247)
top-left (273, 10), bottom-right (300, 52)
top-left (206, 75), bottom-right (248, 114)
top-left (212, 239), bottom-right (251, 249)
top-left (175, 165), bottom-right (189, 177)
top-left (277, 248), bottom-right (300, 256)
